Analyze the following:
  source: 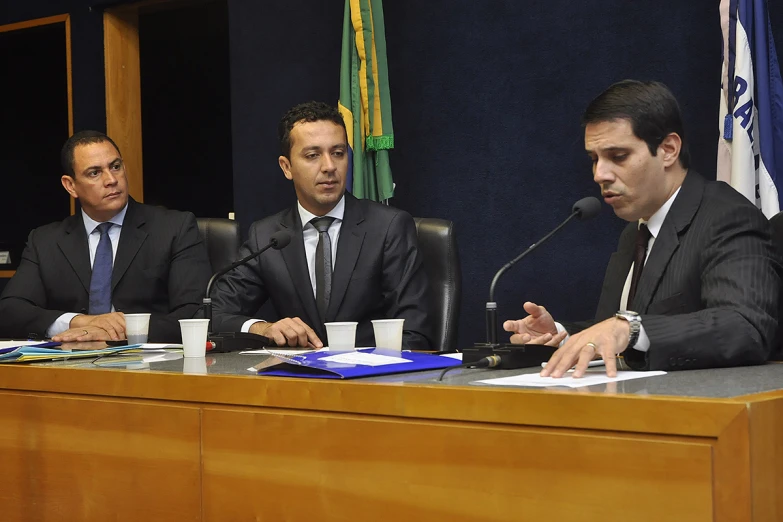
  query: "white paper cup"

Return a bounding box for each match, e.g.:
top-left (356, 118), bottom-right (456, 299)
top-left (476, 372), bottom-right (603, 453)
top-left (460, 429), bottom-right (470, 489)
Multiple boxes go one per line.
top-left (325, 322), bottom-right (358, 351)
top-left (371, 319), bottom-right (405, 352)
top-left (179, 319), bottom-right (210, 358)
top-left (183, 357), bottom-right (208, 375)
top-left (124, 313), bottom-right (151, 344)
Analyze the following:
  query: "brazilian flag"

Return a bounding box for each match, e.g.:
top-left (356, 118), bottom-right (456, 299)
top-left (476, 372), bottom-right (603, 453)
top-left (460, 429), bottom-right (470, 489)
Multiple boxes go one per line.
top-left (338, 0), bottom-right (394, 202)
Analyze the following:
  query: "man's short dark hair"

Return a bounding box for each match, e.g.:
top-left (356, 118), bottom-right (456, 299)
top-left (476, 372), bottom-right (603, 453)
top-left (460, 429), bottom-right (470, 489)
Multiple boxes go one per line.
top-left (278, 101), bottom-right (346, 158)
top-left (61, 130), bottom-right (122, 177)
top-left (582, 80), bottom-right (691, 169)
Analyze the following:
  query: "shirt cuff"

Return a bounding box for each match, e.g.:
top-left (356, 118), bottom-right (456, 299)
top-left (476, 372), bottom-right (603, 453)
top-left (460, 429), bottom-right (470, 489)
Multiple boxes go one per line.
top-left (553, 322), bottom-right (569, 347)
top-left (632, 324), bottom-right (651, 352)
top-left (47, 313), bottom-right (80, 338)
top-left (241, 319), bottom-right (265, 333)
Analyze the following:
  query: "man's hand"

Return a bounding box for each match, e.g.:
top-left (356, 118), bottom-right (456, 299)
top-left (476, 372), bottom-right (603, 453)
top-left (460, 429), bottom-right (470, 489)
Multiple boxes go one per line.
top-left (69, 312), bottom-right (126, 340)
top-left (52, 325), bottom-right (114, 342)
top-left (250, 317), bottom-right (323, 348)
top-left (503, 301), bottom-right (562, 345)
top-left (540, 317), bottom-right (630, 378)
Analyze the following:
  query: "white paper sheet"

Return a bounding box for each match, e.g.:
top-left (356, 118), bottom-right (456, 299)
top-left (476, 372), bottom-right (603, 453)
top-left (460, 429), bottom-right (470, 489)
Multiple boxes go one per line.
top-left (440, 353), bottom-right (463, 361)
top-left (475, 370), bottom-right (666, 388)
top-left (239, 349), bottom-right (315, 355)
top-left (319, 352), bottom-right (411, 366)
top-left (0, 340), bottom-right (53, 349)
top-left (140, 343), bottom-right (183, 350)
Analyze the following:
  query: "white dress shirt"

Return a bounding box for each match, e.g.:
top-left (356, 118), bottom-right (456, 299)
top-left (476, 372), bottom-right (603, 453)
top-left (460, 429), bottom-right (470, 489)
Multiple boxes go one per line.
top-left (46, 205), bottom-right (128, 337)
top-left (554, 187), bottom-right (681, 353)
top-left (241, 196), bottom-right (346, 332)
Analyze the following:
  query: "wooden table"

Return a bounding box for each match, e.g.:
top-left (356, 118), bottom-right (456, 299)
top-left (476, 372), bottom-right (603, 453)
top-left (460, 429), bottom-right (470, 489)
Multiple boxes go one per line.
top-left (1, 354), bottom-right (782, 521)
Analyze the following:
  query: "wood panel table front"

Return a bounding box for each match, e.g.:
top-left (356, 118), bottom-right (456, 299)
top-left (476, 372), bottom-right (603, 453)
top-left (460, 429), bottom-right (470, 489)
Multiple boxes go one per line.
top-left (0, 357), bottom-right (781, 522)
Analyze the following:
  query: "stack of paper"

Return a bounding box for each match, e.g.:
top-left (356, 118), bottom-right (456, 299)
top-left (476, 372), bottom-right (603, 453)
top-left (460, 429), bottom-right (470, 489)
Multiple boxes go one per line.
top-left (0, 344), bottom-right (143, 363)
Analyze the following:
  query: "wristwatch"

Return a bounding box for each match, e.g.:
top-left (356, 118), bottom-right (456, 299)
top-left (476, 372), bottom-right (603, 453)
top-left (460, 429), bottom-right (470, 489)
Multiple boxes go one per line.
top-left (615, 310), bottom-right (641, 351)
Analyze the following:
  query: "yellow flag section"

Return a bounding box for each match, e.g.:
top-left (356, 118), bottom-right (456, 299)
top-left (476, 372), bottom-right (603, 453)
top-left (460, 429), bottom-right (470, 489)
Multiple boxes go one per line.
top-left (338, 0), bottom-right (395, 202)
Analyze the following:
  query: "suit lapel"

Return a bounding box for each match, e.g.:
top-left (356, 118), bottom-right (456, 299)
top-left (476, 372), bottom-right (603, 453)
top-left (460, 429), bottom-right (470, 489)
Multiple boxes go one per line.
top-left (112, 200), bottom-right (148, 290)
top-left (279, 206), bottom-right (322, 331)
top-left (633, 171), bottom-right (703, 311)
top-left (326, 194), bottom-right (365, 321)
top-left (57, 214), bottom-right (92, 293)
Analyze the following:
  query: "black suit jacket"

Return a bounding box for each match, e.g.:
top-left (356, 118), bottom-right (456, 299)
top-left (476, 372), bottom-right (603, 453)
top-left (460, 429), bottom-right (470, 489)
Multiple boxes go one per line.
top-left (211, 194), bottom-right (434, 350)
top-left (0, 200), bottom-right (212, 342)
top-left (590, 171), bottom-right (781, 370)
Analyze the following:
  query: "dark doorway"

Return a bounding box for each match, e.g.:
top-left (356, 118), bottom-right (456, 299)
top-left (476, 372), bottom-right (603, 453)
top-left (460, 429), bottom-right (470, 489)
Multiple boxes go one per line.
top-left (0, 21), bottom-right (71, 270)
top-left (139, 0), bottom-right (233, 218)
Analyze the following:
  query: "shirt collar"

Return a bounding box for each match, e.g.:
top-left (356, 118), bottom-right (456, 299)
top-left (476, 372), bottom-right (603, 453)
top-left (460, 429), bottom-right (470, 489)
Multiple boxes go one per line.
top-left (81, 203), bottom-right (128, 235)
top-left (641, 186), bottom-right (681, 238)
top-left (297, 195), bottom-right (345, 228)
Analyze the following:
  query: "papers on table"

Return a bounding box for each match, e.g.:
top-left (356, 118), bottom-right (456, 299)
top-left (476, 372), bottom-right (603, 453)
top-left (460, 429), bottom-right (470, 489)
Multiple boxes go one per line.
top-left (319, 352), bottom-right (411, 366)
top-left (0, 340), bottom-right (56, 349)
top-left (475, 370), bottom-right (666, 388)
top-left (240, 348), bottom-right (315, 355)
top-left (139, 343), bottom-right (183, 350)
top-left (440, 353), bottom-right (463, 361)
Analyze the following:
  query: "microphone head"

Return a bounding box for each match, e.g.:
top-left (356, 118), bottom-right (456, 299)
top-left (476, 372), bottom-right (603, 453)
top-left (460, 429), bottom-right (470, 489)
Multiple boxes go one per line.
top-left (572, 196), bottom-right (601, 220)
top-left (270, 230), bottom-right (293, 250)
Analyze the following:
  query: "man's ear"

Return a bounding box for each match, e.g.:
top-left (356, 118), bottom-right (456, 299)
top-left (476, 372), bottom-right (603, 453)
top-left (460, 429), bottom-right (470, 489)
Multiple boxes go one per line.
top-left (659, 132), bottom-right (682, 168)
top-left (61, 175), bottom-right (78, 199)
top-left (279, 156), bottom-right (293, 180)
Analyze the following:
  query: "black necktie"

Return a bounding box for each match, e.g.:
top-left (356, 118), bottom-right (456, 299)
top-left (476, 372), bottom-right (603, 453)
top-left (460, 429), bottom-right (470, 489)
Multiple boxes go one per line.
top-left (627, 223), bottom-right (651, 308)
top-left (311, 217), bottom-right (336, 320)
top-left (89, 222), bottom-right (114, 315)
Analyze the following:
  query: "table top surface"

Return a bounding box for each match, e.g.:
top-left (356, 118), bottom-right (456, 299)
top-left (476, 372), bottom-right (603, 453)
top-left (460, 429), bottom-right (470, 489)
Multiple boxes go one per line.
top-left (18, 348), bottom-right (782, 400)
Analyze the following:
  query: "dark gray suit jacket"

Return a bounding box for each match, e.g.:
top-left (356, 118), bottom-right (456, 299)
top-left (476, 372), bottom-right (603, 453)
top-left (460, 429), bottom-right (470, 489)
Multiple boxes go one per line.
top-left (589, 171), bottom-right (781, 371)
top-left (211, 194), bottom-right (434, 350)
top-left (0, 200), bottom-right (212, 342)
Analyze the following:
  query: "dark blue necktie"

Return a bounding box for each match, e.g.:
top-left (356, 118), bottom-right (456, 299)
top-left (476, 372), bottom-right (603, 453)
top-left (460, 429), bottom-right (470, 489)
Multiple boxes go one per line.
top-left (311, 217), bottom-right (335, 320)
top-left (89, 222), bottom-right (114, 315)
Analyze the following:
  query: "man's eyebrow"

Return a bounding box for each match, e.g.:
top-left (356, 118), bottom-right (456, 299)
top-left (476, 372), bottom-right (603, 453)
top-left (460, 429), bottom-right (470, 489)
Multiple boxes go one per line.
top-left (585, 146), bottom-right (630, 154)
top-left (80, 156), bottom-right (121, 174)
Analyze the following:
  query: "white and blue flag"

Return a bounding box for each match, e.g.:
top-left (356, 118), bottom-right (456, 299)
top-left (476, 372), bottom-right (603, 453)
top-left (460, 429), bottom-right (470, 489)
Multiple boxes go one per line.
top-left (718, 0), bottom-right (783, 218)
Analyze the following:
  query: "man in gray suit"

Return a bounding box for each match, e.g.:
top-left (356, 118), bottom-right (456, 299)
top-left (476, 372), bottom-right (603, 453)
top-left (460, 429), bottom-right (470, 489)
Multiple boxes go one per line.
top-left (504, 80), bottom-right (781, 376)
top-left (211, 101), bottom-right (433, 350)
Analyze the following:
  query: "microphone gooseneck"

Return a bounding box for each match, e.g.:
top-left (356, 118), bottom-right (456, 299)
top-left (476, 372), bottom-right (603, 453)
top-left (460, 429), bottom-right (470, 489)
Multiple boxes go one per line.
top-left (204, 230), bottom-right (293, 332)
top-left (483, 196), bottom-right (601, 345)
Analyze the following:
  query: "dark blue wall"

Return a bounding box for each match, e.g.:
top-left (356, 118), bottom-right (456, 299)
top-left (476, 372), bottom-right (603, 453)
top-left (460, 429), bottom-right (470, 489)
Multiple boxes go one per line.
top-left (4, 0), bottom-right (783, 349)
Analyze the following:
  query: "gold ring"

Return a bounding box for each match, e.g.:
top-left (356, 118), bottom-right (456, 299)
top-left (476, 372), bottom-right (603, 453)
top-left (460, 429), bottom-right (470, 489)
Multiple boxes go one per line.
top-left (586, 342), bottom-right (598, 351)
top-left (83, 330), bottom-right (88, 336)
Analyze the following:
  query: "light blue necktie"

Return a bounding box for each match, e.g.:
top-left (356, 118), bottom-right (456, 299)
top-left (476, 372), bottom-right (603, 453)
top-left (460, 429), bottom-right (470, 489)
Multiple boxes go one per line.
top-left (89, 222), bottom-right (114, 315)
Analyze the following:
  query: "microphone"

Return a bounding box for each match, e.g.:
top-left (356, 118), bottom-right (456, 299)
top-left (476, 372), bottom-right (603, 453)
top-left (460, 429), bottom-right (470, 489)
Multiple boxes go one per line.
top-left (462, 196), bottom-right (601, 366)
top-left (438, 347), bottom-right (547, 381)
top-left (203, 230), bottom-right (292, 352)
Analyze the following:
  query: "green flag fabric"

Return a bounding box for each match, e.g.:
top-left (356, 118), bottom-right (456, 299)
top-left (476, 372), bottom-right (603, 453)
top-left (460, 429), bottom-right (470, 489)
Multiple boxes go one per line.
top-left (338, 0), bottom-right (395, 202)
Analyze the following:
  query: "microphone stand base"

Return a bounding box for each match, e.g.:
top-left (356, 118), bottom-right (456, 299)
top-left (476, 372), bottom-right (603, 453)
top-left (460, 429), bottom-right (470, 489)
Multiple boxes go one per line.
top-left (463, 343), bottom-right (557, 369)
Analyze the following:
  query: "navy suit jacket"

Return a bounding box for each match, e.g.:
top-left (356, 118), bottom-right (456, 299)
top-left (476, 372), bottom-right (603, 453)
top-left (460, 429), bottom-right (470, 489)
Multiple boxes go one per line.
top-left (211, 193), bottom-right (434, 350)
top-left (0, 200), bottom-right (212, 342)
top-left (591, 171), bottom-right (781, 370)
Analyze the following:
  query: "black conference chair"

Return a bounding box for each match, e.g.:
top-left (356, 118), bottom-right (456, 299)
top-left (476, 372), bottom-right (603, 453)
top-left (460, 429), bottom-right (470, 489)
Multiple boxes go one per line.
top-left (196, 217), bottom-right (241, 273)
top-left (414, 217), bottom-right (462, 352)
top-left (769, 212), bottom-right (783, 360)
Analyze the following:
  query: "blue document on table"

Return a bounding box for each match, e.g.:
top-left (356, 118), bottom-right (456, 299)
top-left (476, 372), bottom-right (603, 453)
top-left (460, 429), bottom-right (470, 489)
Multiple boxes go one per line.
top-left (255, 348), bottom-right (461, 379)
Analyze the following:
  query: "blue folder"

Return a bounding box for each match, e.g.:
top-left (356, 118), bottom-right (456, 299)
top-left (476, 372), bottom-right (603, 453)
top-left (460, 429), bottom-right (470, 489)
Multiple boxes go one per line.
top-left (256, 348), bottom-right (461, 379)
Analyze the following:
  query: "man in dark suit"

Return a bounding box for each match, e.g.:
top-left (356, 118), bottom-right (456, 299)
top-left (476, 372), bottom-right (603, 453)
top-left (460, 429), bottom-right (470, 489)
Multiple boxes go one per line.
top-left (504, 80), bottom-right (781, 375)
top-left (211, 101), bottom-right (433, 350)
top-left (0, 131), bottom-right (212, 342)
